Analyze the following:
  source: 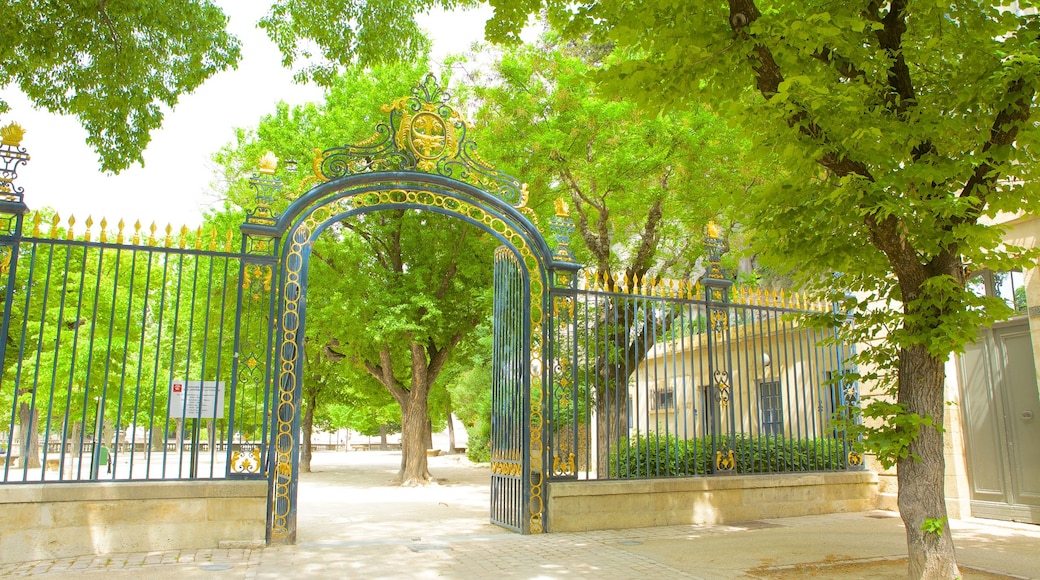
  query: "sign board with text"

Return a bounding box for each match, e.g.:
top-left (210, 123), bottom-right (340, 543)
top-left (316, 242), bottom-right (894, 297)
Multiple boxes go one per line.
top-left (169, 380), bottom-right (225, 419)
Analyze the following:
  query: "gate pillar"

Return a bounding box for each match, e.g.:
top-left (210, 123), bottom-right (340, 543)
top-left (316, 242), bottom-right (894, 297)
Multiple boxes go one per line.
top-left (0, 125), bottom-right (29, 385)
top-left (233, 157), bottom-right (283, 541)
top-left (702, 222), bottom-right (737, 473)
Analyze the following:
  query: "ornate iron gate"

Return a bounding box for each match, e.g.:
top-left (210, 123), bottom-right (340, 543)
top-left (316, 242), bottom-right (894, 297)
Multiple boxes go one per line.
top-left (490, 246), bottom-right (528, 531)
top-left (246, 75), bottom-right (575, 540)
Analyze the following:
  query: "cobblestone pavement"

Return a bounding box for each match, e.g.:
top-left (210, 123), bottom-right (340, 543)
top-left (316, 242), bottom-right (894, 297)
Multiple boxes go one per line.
top-left (3, 452), bottom-right (1038, 579)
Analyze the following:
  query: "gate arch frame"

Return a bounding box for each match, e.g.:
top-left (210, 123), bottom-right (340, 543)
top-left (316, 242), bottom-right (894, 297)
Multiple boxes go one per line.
top-left (241, 170), bottom-right (579, 542)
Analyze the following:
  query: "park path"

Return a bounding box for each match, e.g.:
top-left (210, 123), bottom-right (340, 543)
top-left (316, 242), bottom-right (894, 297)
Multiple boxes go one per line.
top-left (295, 450), bottom-right (508, 546)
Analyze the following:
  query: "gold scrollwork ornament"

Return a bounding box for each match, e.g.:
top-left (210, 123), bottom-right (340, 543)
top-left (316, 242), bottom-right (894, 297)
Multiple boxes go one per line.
top-left (716, 449), bottom-right (735, 471)
top-left (231, 448), bottom-right (261, 474)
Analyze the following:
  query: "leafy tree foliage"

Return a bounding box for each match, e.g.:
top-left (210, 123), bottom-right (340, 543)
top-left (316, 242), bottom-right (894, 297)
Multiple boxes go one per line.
top-left (1, 1), bottom-right (240, 172)
top-left (258, 0), bottom-right (464, 85)
top-left (469, 2), bottom-right (1040, 578)
top-left (254, 1), bottom-right (1040, 575)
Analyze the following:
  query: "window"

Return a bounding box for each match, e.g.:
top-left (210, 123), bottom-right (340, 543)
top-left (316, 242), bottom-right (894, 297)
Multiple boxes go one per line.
top-left (759, 381), bottom-right (783, 436)
top-left (968, 269), bottom-right (1028, 315)
top-left (654, 389), bottom-right (675, 411)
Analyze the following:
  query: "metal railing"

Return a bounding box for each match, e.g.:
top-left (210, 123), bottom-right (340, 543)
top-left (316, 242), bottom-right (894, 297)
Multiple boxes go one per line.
top-left (1, 215), bottom-right (267, 483)
top-left (547, 274), bottom-right (861, 481)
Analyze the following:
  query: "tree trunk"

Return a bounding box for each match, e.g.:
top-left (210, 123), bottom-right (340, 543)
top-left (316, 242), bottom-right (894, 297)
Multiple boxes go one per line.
top-left (424, 416), bottom-right (433, 451)
top-left (897, 344), bottom-right (960, 579)
top-left (18, 400), bottom-right (40, 469)
top-left (446, 407), bottom-right (456, 453)
top-left (301, 396), bottom-right (315, 473)
top-left (595, 376), bottom-right (628, 478)
top-left (206, 419), bottom-right (215, 451)
top-left (398, 395), bottom-right (432, 485)
top-left (379, 424), bottom-right (388, 450)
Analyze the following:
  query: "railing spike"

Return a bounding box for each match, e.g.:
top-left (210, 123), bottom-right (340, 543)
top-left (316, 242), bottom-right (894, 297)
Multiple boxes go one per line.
top-left (84, 216), bottom-right (94, 242)
top-left (148, 222), bottom-right (157, 247)
top-left (225, 229), bottom-right (234, 252)
top-left (66, 215), bottom-right (76, 241)
top-left (116, 219), bottom-right (125, 245)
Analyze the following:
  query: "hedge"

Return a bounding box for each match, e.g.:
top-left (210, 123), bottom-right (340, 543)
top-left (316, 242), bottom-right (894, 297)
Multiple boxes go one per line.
top-left (609, 433), bottom-right (848, 478)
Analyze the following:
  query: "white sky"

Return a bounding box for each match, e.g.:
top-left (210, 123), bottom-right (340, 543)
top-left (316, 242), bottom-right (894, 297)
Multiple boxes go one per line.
top-left (3, 3), bottom-right (493, 229)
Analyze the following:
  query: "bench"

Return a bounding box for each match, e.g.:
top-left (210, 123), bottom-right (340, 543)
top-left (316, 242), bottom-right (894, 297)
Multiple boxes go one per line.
top-left (350, 443), bottom-right (401, 451)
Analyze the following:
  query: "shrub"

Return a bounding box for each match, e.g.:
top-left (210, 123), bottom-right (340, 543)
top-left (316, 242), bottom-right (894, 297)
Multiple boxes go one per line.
top-left (610, 433), bottom-right (848, 478)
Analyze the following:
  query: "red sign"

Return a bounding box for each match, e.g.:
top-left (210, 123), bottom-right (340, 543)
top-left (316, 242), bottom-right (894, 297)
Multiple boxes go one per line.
top-left (173, 383), bottom-right (183, 393)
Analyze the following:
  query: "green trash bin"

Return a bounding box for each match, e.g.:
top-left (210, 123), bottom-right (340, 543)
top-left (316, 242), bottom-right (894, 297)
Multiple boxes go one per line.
top-left (98, 444), bottom-right (110, 473)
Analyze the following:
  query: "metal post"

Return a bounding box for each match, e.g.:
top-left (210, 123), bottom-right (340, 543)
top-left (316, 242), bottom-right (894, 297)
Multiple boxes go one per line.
top-left (0, 122), bottom-right (30, 387)
top-left (702, 221), bottom-right (737, 474)
top-left (90, 397), bottom-right (101, 480)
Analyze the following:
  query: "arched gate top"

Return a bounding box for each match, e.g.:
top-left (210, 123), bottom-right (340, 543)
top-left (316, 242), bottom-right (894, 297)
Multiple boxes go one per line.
top-left (314, 73), bottom-right (526, 206)
top-left (242, 73), bottom-right (577, 270)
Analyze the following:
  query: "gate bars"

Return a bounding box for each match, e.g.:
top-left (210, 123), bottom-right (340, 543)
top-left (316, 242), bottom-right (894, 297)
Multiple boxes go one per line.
top-left (546, 241), bottom-right (862, 481)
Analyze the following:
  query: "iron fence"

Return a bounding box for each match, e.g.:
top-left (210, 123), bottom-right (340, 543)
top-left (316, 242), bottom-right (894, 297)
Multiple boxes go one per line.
top-left (1, 214), bottom-right (267, 483)
top-left (547, 273), bottom-right (861, 481)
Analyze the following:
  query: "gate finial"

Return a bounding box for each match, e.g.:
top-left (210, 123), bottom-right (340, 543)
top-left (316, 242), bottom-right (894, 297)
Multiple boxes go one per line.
top-left (703, 220), bottom-right (728, 281)
top-left (0, 121), bottom-right (30, 213)
top-left (550, 198), bottom-right (576, 263)
top-left (246, 150), bottom-right (283, 228)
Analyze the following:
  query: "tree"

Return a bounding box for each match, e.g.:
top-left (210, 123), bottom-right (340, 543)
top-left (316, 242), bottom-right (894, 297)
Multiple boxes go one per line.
top-left (456, 35), bottom-right (770, 475)
top-left (466, 3), bottom-right (1039, 579)
top-left (1, 1), bottom-right (241, 172)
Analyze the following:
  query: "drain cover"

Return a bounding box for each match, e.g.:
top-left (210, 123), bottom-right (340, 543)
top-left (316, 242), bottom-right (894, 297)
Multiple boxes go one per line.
top-left (199, 564), bottom-right (234, 572)
top-left (618, 540), bottom-right (643, 546)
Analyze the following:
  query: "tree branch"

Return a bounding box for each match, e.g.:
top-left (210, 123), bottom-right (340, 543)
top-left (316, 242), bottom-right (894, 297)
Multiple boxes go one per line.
top-left (97, 0), bottom-right (122, 53)
top-left (363, 345), bottom-right (408, 404)
top-left (555, 161), bottom-right (612, 272)
top-left (625, 196), bottom-right (664, 283)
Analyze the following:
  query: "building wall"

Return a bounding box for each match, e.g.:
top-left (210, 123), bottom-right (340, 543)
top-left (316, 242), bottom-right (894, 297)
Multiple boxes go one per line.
top-left (872, 212), bottom-right (1040, 520)
top-left (629, 324), bottom-right (849, 442)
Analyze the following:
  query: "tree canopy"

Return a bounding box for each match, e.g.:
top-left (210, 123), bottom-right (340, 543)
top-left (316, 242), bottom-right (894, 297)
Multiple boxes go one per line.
top-left (1, 1), bottom-right (241, 172)
top-left (268, 1), bottom-right (1040, 576)
top-left (465, 2), bottom-right (1040, 578)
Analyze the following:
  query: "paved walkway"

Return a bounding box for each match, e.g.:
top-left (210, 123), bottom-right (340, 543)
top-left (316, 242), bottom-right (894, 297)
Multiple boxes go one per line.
top-left (3, 452), bottom-right (1038, 579)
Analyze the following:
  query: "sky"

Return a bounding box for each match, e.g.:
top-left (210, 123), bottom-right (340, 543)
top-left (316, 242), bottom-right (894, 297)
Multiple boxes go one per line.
top-left (4, 3), bottom-right (494, 230)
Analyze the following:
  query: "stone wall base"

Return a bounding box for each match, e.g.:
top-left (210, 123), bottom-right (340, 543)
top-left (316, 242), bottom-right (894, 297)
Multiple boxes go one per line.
top-left (547, 471), bottom-right (878, 532)
top-left (0, 480), bottom-right (267, 564)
